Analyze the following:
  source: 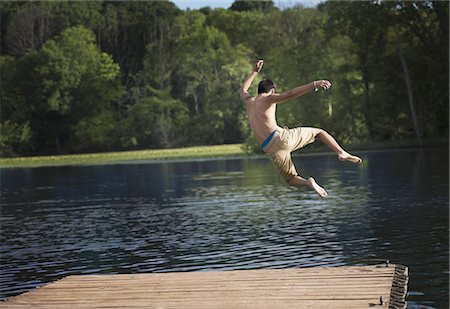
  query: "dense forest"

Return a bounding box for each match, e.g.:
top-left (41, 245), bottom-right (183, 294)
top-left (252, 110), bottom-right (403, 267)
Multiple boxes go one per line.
top-left (0, 0), bottom-right (448, 156)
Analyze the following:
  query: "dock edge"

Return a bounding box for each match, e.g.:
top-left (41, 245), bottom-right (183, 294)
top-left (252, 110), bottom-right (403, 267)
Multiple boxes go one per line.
top-left (389, 264), bottom-right (409, 309)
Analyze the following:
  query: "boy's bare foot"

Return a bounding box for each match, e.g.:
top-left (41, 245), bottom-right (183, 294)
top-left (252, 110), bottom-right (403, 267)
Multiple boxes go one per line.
top-left (307, 177), bottom-right (328, 198)
top-left (338, 151), bottom-right (362, 164)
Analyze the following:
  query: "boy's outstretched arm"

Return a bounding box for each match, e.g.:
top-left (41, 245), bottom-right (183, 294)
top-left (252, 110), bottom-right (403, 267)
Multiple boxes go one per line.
top-left (266, 79), bottom-right (331, 105)
top-left (240, 60), bottom-right (264, 102)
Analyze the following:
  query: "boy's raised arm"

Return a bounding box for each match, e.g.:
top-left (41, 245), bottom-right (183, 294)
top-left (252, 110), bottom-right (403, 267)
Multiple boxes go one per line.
top-left (240, 60), bottom-right (264, 102)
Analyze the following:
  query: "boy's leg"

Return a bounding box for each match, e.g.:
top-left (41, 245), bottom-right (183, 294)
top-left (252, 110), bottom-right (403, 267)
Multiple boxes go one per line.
top-left (267, 149), bottom-right (328, 198)
top-left (288, 176), bottom-right (328, 198)
top-left (306, 128), bottom-right (362, 164)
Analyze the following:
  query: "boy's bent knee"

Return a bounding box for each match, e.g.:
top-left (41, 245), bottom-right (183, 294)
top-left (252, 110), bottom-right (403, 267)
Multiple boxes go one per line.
top-left (315, 128), bottom-right (326, 137)
top-left (287, 176), bottom-right (297, 186)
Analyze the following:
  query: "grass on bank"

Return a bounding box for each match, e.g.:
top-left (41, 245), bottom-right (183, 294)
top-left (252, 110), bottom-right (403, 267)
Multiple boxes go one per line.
top-left (0, 144), bottom-right (247, 168)
top-left (0, 138), bottom-right (445, 168)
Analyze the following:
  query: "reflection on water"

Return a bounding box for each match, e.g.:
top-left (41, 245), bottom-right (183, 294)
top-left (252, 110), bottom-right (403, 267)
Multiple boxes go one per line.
top-left (0, 148), bottom-right (448, 308)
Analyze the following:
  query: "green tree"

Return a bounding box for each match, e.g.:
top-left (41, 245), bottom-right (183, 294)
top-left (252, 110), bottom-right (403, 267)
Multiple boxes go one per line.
top-left (267, 8), bottom-right (334, 132)
top-left (385, 1), bottom-right (449, 140)
top-left (322, 1), bottom-right (389, 141)
top-left (205, 9), bottom-right (271, 57)
top-left (229, 0), bottom-right (276, 12)
top-left (119, 87), bottom-right (188, 149)
top-left (2, 26), bottom-right (123, 154)
top-left (4, 3), bottom-right (54, 56)
top-left (96, 1), bottom-right (181, 87)
top-left (321, 1), bottom-right (448, 142)
top-left (172, 11), bottom-right (251, 145)
top-left (2, 1), bottom-right (104, 56)
top-left (39, 26), bottom-right (122, 152)
top-left (0, 121), bottom-right (32, 156)
top-left (0, 55), bottom-right (33, 155)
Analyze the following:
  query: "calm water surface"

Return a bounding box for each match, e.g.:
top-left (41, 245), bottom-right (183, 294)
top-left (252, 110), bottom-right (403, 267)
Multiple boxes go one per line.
top-left (1, 148), bottom-right (448, 308)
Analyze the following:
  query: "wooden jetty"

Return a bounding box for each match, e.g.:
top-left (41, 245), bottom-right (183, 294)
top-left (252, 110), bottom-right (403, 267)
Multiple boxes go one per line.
top-left (2, 264), bottom-right (408, 309)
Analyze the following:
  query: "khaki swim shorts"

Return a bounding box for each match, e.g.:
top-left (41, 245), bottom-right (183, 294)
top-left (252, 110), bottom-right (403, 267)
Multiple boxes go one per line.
top-left (263, 127), bottom-right (316, 182)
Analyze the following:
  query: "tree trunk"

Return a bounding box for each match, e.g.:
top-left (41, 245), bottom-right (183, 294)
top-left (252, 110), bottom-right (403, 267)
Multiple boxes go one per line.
top-left (50, 119), bottom-right (61, 155)
top-left (52, 122), bottom-right (61, 154)
top-left (328, 97), bottom-right (332, 117)
top-left (395, 28), bottom-right (423, 145)
top-left (362, 64), bottom-right (374, 141)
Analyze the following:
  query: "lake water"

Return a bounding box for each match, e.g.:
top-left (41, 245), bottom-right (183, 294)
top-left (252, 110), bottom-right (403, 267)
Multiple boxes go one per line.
top-left (0, 148), bottom-right (448, 308)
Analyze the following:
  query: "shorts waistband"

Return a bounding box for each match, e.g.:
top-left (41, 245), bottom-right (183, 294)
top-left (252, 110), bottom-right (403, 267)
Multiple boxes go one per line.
top-left (261, 130), bottom-right (280, 151)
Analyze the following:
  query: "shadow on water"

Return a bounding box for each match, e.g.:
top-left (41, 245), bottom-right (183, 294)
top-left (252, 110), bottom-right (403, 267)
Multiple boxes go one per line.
top-left (0, 148), bottom-right (448, 308)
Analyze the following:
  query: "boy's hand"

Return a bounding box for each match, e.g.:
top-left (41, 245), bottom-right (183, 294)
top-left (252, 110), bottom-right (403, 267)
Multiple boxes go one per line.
top-left (254, 60), bottom-right (264, 73)
top-left (314, 80), bottom-right (332, 90)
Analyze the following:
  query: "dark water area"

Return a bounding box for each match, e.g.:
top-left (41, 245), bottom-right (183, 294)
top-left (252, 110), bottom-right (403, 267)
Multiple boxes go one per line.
top-left (1, 148), bottom-right (448, 308)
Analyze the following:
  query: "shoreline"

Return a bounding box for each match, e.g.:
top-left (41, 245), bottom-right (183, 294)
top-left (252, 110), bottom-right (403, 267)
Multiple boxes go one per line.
top-left (0, 144), bottom-right (246, 168)
top-left (0, 140), bottom-right (446, 169)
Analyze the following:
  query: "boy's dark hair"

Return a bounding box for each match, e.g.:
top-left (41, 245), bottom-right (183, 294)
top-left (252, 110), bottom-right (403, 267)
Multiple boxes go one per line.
top-left (258, 79), bottom-right (276, 94)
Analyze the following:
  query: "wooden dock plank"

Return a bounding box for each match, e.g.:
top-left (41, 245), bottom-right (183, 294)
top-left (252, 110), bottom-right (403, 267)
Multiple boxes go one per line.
top-left (1, 264), bottom-right (408, 309)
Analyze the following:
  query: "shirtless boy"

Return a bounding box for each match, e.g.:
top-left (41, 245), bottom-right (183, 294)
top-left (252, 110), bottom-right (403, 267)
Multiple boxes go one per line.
top-left (240, 60), bottom-right (362, 197)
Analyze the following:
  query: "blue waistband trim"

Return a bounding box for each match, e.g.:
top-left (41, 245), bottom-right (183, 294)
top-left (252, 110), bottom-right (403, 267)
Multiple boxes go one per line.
top-left (261, 130), bottom-right (278, 149)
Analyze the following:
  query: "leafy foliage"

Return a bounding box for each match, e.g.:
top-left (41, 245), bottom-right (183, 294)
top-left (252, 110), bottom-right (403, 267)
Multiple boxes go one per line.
top-left (1, 25), bottom-right (123, 154)
top-left (0, 0), bottom-right (448, 156)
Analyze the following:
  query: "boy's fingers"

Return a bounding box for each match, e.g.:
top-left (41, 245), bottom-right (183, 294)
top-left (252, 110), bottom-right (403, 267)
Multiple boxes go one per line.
top-left (257, 60), bottom-right (264, 71)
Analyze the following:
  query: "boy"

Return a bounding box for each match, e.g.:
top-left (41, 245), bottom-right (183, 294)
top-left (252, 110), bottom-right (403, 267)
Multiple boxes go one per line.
top-left (240, 60), bottom-right (362, 197)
